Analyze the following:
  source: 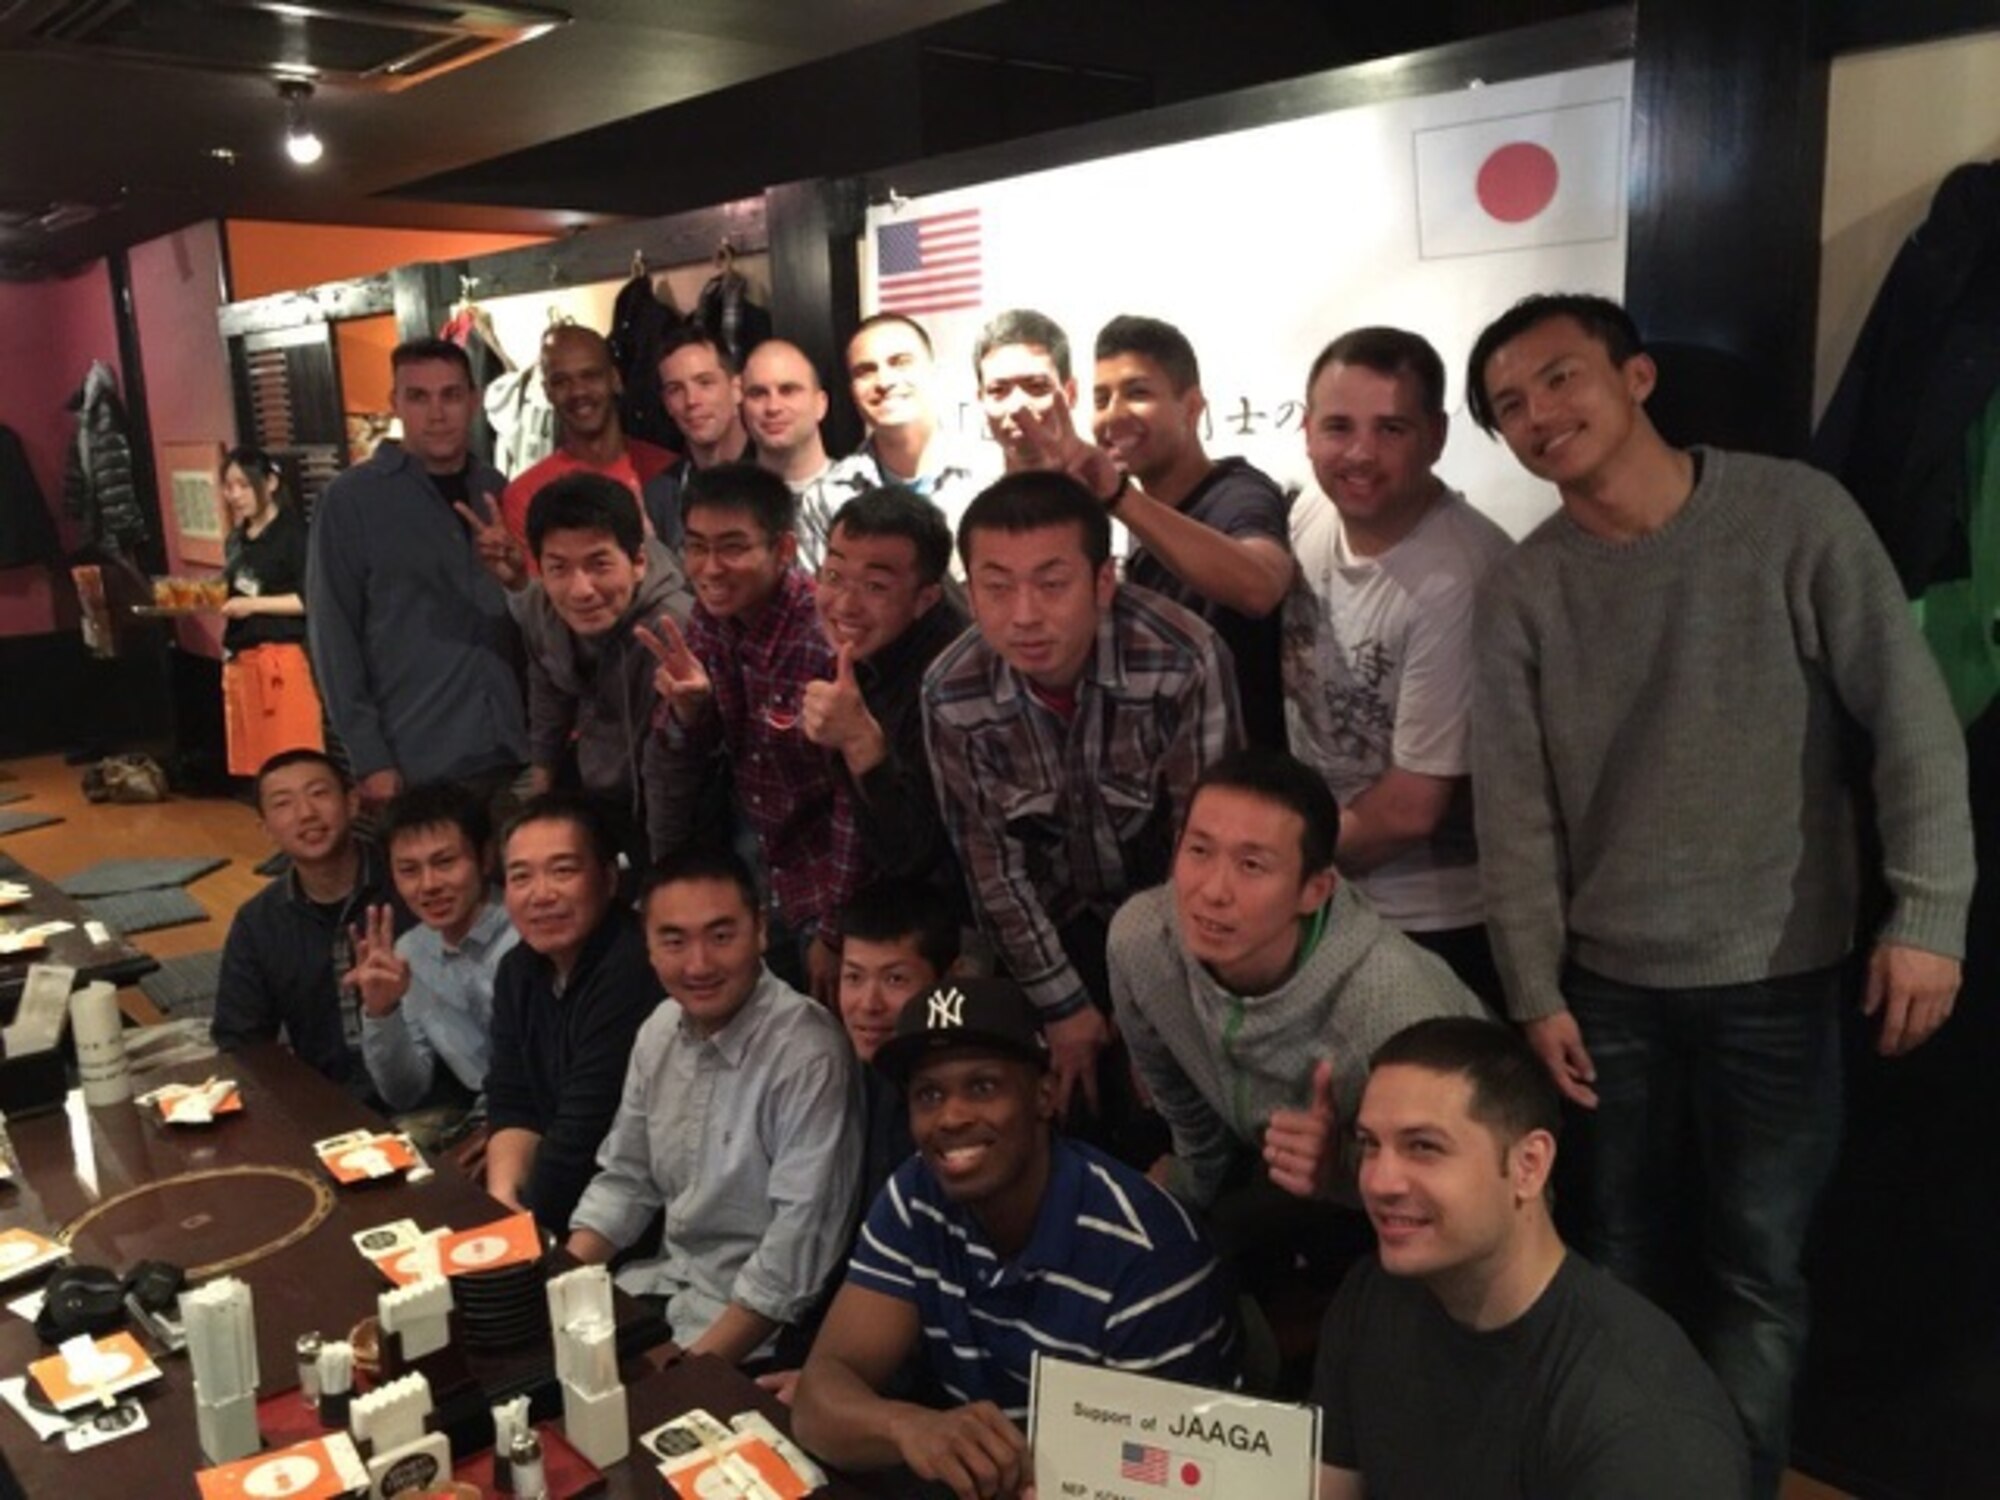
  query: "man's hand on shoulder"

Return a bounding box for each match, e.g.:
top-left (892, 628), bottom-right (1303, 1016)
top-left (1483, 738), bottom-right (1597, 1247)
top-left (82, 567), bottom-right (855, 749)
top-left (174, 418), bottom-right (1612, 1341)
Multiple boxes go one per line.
top-left (358, 767), bottom-right (403, 813)
top-left (1864, 942), bottom-right (1962, 1056)
top-left (888, 1402), bottom-right (1030, 1500)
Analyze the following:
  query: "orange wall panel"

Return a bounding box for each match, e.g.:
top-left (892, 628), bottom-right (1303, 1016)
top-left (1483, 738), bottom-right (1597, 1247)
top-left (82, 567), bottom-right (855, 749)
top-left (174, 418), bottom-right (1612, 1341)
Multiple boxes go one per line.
top-left (225, 221), bottom-right (551, 300)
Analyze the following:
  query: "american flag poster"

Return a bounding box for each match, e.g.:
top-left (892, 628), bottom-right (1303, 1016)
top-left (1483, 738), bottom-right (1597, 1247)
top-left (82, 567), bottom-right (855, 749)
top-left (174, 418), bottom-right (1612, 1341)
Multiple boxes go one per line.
top-left (874, 208), bottom-right (983, 315)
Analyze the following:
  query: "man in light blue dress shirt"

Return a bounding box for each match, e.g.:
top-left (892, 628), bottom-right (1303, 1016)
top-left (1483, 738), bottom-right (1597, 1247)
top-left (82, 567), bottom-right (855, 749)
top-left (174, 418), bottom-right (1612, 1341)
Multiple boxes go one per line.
top-left (348, 783), bottom-right (519, 1122)
top-left (567, 846), bottom-right (861, 1365)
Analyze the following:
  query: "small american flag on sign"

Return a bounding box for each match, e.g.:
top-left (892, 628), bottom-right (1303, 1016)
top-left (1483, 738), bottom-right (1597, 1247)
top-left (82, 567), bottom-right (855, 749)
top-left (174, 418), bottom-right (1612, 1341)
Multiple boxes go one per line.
top-left (1119, 1441), bottom-right (1168, 1486)
top-left (875, 208), bottom-right (983, 316)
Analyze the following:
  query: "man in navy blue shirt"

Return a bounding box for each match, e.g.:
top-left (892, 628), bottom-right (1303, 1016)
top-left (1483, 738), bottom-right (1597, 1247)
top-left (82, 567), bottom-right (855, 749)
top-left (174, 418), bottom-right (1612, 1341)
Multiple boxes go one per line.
top-left (793, 978), bottom-right (1237, 1498)
top-left (213, 749), bottom-right (403, 1099)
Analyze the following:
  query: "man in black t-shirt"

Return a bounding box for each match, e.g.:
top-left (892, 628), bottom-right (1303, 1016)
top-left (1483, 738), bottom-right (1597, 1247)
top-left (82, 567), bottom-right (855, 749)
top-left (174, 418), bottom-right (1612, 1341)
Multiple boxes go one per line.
top-left (1090, 314), bottom-right (1291, 749)
top-left (1313, 1017), bottom-right (1749, 1500)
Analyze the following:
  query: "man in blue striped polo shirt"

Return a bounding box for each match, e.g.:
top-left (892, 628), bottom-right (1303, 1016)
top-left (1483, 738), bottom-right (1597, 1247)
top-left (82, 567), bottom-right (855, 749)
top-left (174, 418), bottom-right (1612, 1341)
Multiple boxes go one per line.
top-left (793, 978), bottom-right (1238, 1499)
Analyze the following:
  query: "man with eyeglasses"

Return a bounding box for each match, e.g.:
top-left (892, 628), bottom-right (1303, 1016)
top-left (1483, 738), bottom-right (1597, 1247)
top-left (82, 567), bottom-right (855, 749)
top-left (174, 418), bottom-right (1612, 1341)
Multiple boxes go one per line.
top-left (641, 462), bottom-right (869, 1004)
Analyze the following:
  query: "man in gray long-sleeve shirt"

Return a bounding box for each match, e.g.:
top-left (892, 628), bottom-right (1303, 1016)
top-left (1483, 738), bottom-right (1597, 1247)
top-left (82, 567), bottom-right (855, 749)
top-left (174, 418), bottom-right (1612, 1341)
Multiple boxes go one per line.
top-left (567, 845), bottom-right (859, 1365)
top-left (307, 337), bottom-right (527, 810)
top-left (1465, 293), bottom-right (1975, 1498)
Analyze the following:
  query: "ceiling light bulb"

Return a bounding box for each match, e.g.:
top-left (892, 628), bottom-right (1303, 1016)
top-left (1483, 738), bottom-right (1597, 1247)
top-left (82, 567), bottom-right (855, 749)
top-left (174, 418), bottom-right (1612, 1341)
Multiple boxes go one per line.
top-left (277, 78), bottom-right (324, 168)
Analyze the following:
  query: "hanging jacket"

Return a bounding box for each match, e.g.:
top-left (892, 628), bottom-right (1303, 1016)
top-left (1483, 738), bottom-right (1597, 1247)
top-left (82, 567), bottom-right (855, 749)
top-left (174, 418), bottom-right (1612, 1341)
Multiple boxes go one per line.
top-left (484, 367), bottom-right (557, 476)
top-left (696, 270), bottom-right (772, 371)
top-left (0, 423), bottom-right (59, 569)
top-left (1811, 161), bottom-right (2000, 595)
top-left (62, 360), bottom-right (148, 554)
top-left (608, 272), bottom-right (686, 453)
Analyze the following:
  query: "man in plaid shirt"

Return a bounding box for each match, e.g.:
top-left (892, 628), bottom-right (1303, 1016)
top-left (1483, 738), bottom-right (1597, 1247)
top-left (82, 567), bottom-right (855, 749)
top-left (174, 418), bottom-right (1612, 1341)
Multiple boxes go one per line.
top-left (641, 463), bottom-right (869, 1003)
top-left (924, 470), bottom-right (1242, 1132)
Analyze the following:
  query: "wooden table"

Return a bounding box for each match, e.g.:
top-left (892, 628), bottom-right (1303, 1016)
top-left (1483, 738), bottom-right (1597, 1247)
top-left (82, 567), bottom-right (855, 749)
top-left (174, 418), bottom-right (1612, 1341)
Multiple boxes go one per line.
top-left (0, 850), bottom-right (158, 1013)
top-left (0, 1045), bottom-right (694, 1497)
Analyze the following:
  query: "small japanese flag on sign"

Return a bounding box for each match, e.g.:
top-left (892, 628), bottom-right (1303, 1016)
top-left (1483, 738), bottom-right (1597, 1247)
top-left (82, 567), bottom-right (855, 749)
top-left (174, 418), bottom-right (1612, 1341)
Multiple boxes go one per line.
top-left (1413, 97), bottom-right (1625, 259)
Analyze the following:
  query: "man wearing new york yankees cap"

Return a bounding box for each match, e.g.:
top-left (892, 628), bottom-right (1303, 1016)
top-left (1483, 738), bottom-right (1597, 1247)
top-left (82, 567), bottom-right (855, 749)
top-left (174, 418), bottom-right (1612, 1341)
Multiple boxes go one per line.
top-left (793, 977), bottom-right (1239, 1500)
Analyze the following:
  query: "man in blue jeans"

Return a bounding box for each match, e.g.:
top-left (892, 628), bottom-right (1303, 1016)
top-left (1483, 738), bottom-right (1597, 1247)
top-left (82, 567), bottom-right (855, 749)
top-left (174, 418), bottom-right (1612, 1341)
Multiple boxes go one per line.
top-left (1465, 293), bottom-right (1975, 1497)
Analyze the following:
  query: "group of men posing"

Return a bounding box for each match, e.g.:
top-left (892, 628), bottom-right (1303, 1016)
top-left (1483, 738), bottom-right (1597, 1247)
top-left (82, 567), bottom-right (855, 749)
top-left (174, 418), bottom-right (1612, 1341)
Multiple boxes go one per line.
top-left (209, 289), bottom-right (1973, 1500)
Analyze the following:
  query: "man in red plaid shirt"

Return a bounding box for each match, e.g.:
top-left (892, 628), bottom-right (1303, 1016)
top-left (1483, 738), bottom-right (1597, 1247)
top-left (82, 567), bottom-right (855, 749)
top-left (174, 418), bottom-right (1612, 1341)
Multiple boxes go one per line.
top-left (641, 463), bottom-right (869, 1003)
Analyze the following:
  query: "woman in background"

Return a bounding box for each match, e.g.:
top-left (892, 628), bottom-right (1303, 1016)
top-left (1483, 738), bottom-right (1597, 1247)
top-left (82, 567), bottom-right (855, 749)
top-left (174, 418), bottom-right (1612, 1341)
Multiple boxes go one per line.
top-left (218, 446), bottom-right (323, 776)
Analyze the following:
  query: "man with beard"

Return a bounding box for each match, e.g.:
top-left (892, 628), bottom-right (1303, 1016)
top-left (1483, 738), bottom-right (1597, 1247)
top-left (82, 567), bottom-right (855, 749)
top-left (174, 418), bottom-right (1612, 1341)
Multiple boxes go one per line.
top-left (498, 325), bottom-right (681, 556)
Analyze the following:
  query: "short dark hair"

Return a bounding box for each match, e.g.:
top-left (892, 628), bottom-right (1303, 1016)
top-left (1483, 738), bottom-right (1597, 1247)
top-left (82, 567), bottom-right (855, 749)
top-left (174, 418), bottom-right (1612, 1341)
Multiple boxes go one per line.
top-left (391, 337), bottom-right (473, 384)
top-left (827, 486), bottom-right (954, 586)
top-left (682, 461), bottom-right (796, 541)
top-left (637, 844), bottom-right (761, 917)
top-left (526, 472), bottom-right (644, 561)
top-left (255, 748), bottom-right (348, 805)
top-left (1095, 314), bottom-right (1200, 393)
top-left (957, 470), bottom-right (1111, 573)
top-left (500, 791), bottom-right (619, 869)
top-left (1186, 749), bottom-right (1342, 876)
top-left (1371, 1017), bottom-right (1563, 1147)
top-left (974, 309), bottom-right (1071, 383)
top-left (848, 312), bottom-right (934, 365)
top-left (840, 879), bottom-right (962, 976)
top-left (381, 781), bottom-right (491, 859)
top-left (658, 322), bottom-right (735, 375)
top-left (1464, 293), bottom-right (1646, 436)
top-left (1306, 327), bottom-right (1447, 416)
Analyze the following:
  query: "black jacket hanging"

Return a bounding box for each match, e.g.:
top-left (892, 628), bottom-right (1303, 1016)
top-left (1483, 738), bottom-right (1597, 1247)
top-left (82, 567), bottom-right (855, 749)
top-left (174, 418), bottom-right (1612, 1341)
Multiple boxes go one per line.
top-left (61, 360), bottom-right (148, 555)
top-left (0, 423), bottom-right (59, 569)
top-left (1811, 160), bottom-right (2000, 595)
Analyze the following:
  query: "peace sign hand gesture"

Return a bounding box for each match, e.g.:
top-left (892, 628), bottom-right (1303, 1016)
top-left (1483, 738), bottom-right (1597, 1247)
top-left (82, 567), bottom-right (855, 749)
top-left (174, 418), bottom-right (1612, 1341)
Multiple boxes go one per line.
top-left (454, 495), bottom-right (527, 591)
top-left (634, 611), bottom-right (713, 726)
top-left (1012, 390), bottom-right (1125, 505)
top-left (343, 902), bottom-right (411, 1019)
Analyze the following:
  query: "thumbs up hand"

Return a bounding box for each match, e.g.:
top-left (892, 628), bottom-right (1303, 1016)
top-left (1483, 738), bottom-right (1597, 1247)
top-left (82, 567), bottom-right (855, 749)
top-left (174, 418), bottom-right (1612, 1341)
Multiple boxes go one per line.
top-left (1264, 1057), bottom-right (1340, 1200)
top-left (801, 642), bottom-right (889, 775)
top-left (634, 611), bottom-right (713, 726)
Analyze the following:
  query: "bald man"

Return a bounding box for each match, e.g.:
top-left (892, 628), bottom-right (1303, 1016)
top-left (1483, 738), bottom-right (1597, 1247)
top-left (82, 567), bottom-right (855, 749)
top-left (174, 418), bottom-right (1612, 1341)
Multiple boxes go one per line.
top-left (744, 339), bottom-right (870, 569)
top-left (499, 325), bottom-right (682, 554)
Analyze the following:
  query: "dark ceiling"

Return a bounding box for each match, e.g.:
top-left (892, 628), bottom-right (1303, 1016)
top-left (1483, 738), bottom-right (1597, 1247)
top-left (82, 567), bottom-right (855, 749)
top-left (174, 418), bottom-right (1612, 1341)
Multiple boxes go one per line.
top-left (0, 0), bottom-right (1650, 282)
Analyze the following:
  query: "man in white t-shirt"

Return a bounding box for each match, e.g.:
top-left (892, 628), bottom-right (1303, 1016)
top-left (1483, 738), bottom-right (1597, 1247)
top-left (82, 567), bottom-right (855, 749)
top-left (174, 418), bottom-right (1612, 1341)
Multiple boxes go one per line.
top-left (1281, 326), bottom-right (1511, 1004)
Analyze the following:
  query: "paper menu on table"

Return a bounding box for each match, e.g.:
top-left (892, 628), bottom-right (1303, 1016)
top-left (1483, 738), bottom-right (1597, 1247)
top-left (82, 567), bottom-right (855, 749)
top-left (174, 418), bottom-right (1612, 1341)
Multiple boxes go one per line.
top-left (1, 961), bottom-right (73, 1056)
top-left (658, 1433), bottom-right (813, 1500)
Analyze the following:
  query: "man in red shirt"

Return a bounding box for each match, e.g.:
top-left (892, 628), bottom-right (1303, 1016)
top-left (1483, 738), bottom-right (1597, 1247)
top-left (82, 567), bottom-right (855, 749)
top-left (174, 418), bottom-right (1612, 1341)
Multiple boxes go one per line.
top-left (499, 325), bottom-right (680, 557)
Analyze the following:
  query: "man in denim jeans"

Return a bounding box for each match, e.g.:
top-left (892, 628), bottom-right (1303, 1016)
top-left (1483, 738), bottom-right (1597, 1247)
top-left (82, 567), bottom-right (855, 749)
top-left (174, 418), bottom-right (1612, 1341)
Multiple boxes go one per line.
top-left (1464, 293), bottom-right (1975, 1498)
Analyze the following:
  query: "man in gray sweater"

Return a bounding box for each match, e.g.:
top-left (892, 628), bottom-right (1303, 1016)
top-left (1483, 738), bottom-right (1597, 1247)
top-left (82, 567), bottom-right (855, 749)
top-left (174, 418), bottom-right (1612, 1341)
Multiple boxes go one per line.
top-left (1465, 292), bottom-right (1975, 1498)
top-left (1107, 748), bottom-right (1485, 1212)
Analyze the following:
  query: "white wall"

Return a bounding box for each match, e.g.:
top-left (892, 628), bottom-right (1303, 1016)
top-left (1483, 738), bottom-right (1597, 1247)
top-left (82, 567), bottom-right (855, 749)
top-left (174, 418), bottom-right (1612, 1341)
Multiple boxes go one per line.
top-left (1817, 31), bottom-right (2000, 418)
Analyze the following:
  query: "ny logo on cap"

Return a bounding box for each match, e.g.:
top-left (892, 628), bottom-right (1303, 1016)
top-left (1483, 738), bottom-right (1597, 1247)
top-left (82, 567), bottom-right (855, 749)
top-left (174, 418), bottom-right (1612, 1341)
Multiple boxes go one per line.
top-left (927, 986), bottom-right (967, 1030)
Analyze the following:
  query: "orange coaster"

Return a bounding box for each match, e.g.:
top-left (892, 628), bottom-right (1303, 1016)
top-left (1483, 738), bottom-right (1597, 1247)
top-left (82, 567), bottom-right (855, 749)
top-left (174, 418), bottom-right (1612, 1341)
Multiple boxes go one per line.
top-left (27, 1331), bottom-right (162, 1413)
top-left (0, 1226), bottom-right (66, 1282)
top-left (660, 1434), bottom-right (812, 1499)
top-left (439, 1211), bottom-right (541, 1276)
top-left (317, 1134), bottom-right (418, 1185)
top-left (197, 1433), bottom-right (370, 1500)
